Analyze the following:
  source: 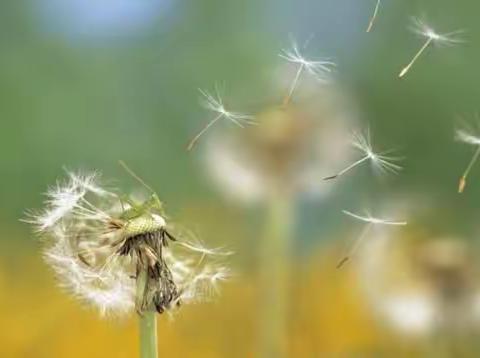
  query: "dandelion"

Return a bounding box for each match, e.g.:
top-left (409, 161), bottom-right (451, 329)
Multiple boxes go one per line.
top-left (359, 231), bottom-right (480, 338)
top-left (455, 119), bottom-right (480, 193)
top-left (323, 128), bottom-right (402, 180)
top-left (26, 165), bottom-right (230, 357)
top-left (279, 37), bottom-right (335, 105)
top-left (202, 89), bottom-right (356, 356)
top-left (337, 209), bottom-right (407, 268)
top-left (366, 0), bottom-right (381, 33)
top-left (399, 17), bottom-right (464, 78)
top-left (187, 86), bottom-right (255, 151)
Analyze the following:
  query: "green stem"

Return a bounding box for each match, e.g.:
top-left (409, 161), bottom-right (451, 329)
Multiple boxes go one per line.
top-left (258, 192), bottom-right (293, 358)
top-left (137, 270), bottom-right (158, 358)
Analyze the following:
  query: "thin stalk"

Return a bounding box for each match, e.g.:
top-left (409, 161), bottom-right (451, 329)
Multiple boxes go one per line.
top-left (399, 37), bottom-right (433, 78)
top-left (258, 192), bottom-right (293, 358)
top-left (323, 155), bottom-right (370, 180)
top-left (366, 0), bottom-right (381, 33)
top-left (337, 224), bottom-right (371, 269)
top-left (283, 64), bottom-right (304, 106)
top-left (187, 113), bottom-right (223, 151)
top-left (459, 145), bottom-right (480, 193)
top-left (137, 270), bottom-right (158, 358)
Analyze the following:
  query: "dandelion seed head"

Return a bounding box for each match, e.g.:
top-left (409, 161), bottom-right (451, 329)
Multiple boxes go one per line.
top-left (44, 238), bottom-right (135, 317)
top-left (164, 241), bottom-right (231, 305)
top-left (179, 264), bottom-right (231, 303)
top-left (28, 171), bottom-right (231, 317)
top-left (27, 171), bottom-right (113, 232)
top-left (68, 171), bottom-right (111, 197)
top-left (151, 213), bottom-right (166, 227)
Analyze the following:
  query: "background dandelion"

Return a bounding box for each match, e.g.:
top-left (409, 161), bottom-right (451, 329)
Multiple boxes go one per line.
top-left (201, 83), bottom-right (356, 356)
top-left (354, 217), bottom-right (480, 356)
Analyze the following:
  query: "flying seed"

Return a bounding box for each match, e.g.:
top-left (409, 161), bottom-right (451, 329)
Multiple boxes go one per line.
top-left (399, 17), bottom-right (464, 78)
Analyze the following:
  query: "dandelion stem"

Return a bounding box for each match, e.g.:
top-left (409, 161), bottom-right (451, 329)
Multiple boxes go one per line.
top-left (399, 37), bottom-right (433, 78)
top-left (323, 155), bottom-right (370, 180)
top-left (258, 192), bottom-right (292, 357)
top-left (366, 0), bottom-right (381, 33)
top-left (283, 64), bottom-right (304, 106)
top-left (459, 146), bottom-right (480, 193)
top-left (187, 113), bottom-right (223, 151)
top-left (137, 270), bottom-right (158, 358)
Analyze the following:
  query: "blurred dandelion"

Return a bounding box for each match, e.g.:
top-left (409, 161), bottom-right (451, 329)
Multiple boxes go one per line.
top-left (203, 84), bottom-right (356, 356)
top-left (26, 167), bottom-right (230, 358)
top-left (337, 209), bottom-right (406, 268)
top-left (366, 0), bottom-right (381, 33)
top-left (357, 224), bottom-right (480, 353)
top-left (206, 88), bottom-right (355, 203)
top-left (399, 17), bottom-right (464, 78)
top-left (455, 118), bottom-right (480, 193)
top-left (324, 128), bottom-right (402, 180)
top-left (187, 86), bottom-right (255, 151)
top-left (194, 36), bottom-right (355, 355)
top-left (279, 37), bottom-right (335, 105)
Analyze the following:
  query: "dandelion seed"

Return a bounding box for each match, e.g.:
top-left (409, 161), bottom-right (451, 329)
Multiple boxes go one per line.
top-left (366, 0), bottom-right (381, 33)
top-left (337, 209), bottom-right (406, 268)
top-left (342, 210), bottom-right (407, 226)
top-left (27, 168), bottom-right (231, 317)
top-left (323, 128), bottom-right (402, 180)
top-left (187, 86), bottom-right (255, 151)
top-left (279, 37), bottom-right (335, 105)
top-left (399, 17), bottom-right (464, 78)
top-left (455, 120), bottom-right (480, 193)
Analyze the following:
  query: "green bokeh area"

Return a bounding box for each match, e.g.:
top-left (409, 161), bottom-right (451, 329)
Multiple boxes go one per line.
top-left (1, 0), bottom-right (480, 245)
